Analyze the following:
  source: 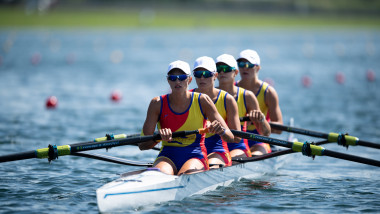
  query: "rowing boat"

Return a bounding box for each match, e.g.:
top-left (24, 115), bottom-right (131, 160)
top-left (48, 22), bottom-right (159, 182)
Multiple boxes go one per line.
top-left (1, 119), bottom-right (378, 213)
top-left (96, 148), bottom-right (285, 212)
top-left (96, 119), bottom-right (298, 212)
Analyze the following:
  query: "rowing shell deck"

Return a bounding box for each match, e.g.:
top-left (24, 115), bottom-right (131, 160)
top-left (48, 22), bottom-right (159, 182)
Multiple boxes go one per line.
top-left (96, 154), bottom-right (283, 212)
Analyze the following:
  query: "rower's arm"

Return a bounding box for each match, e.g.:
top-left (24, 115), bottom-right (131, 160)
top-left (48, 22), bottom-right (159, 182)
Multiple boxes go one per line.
top-left (139, 97), bottom-right (161, 150)
top-left (245, 91), bottom-right (271, 136)
top-left (225, 94), bottom-right (242, 143)
top-left (266, 86), bottom-right (283, 134)
top-left (200, 94), bottom-right (234, 143)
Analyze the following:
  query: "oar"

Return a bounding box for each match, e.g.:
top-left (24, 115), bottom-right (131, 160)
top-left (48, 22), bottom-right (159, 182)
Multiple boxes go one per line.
top-left (231, 129), bottom-right (380, 167)
top-left (94, 133), bottom-right (161, 151)
top-left (73, 152), bottom-right (153, 167)
top-left (240, 117), bottom-right (380, 149)
top-left (232, 139), bottom-right (330, 163)
top-left (0, 129), bottom-right (207, 163)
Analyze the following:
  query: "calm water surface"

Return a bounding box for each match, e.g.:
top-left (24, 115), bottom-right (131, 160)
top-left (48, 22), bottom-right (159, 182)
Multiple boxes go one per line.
top-left (0, 28), bottom-right (379, 213)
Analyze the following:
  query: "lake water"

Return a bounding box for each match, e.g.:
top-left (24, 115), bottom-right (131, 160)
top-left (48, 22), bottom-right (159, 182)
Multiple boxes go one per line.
top-left (0, 28), bottom-right (379, 213)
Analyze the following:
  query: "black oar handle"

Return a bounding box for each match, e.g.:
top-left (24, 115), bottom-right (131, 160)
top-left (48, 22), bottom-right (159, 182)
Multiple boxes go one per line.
top-left (153, 129), bottom-right (200, 141)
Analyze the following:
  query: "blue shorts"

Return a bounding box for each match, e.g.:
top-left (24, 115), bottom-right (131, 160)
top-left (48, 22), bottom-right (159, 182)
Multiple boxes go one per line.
top-left (205, 134), bottom-right (227, 154)
top-left (227, 138), bottom-right (251, 157)
top-left (156, 145), bottom-right (208, 173)
top-left (205, 134), bottom-right (231, 165)
top-left (247, 129), bottom-right (272, 153)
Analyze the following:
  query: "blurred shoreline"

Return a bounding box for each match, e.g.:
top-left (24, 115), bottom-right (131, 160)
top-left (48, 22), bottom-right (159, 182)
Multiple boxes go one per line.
top-left (0, 0), bottom-right (379, 29)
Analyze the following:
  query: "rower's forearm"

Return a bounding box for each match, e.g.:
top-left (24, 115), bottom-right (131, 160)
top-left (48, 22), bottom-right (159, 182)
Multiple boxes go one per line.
top-left (272, 129), bottom-right (282, 134)
top-left (261, 122), bottom-right (271, 136)
top-left (138, 140), bottom-right (158, 150)
top-left (221, 130), bottom-right (234, 143)
top-left (234, 137), bottom-right (242, 143)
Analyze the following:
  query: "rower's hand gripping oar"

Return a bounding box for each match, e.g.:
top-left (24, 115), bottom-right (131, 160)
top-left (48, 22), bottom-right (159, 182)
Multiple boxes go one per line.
top-left (240, 116), bottom-right (380, 149)
top-left (231, 129), bottom-right (380, 167)
top-left (0, 128), bottom-right (207, 163)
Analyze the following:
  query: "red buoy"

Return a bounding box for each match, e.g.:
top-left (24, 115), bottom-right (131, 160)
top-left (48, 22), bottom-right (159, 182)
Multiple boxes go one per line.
top-left (46, 96), bottom-right (58, 108)
top-left (111, 90), bottom-right (122, 102)
top-left (366, 69), bottom-right (375, 82)
top-left (66, 53), bottom-right (76, 64)
top-left (336, 72), bottom-right (345, 84)
top-left (302, 75), bottom-right (312, 88)
top-left (31, 52), bottom-right (41, 65)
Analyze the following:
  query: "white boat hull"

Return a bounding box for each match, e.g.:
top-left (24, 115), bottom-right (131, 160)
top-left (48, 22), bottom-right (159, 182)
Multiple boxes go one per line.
top-left (97, 157), bottom-right (278, 212)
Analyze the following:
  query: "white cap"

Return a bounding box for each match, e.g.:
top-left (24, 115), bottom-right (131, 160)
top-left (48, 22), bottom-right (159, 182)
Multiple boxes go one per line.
top-left (193, 56), bottom-right (216, 73)
top-left (238, 49), bottom-right (260, 65)
top-left (216, 54), bottom-right (238, 69)
top-left (167, 60), bottom-right (191, 75)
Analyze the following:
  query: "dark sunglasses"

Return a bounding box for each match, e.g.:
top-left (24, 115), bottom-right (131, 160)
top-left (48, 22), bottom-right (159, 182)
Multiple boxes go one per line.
top-left (193, 70), bottom-right (215, 78)
top-left (217, 65), bottom-right (235, 73)
top-left (237, 61), bottom-right (256, 68)
top-left (167, 74), bottom-right (189, 81)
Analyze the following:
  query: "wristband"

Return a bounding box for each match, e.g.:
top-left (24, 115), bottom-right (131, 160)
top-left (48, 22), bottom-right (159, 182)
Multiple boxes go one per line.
top-left (220, 128), bottom-right (226, 136)
top-left (260, 113), bottom-right (265, 122)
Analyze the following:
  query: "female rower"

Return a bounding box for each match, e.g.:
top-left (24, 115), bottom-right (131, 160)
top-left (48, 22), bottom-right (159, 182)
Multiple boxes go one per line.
top-left (235, 50), bottom-right (283, 155)
top-left (216, 54), bottom-right (271, 156)
top-left (190, 56), bottom-right (241, 167)
top-left (139, 60), bottom-right (234, 175)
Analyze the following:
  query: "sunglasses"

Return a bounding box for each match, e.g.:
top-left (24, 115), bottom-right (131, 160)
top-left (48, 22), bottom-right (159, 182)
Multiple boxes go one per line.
top-left (167, 74), bottom-right (189, 81)
top-left (193, 70), bottom-right (215, 78)
top-left (238, 61), bottom-right (256, 68)
top-left (217, 65), bottom-right (235, 73)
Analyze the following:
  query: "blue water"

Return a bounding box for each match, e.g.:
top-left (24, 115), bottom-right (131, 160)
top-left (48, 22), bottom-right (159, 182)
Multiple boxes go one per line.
top-left (0, 28), bottom-right (379, 213)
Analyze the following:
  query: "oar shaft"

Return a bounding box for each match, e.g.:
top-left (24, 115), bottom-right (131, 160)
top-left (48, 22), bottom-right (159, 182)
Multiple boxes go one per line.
top-left (232, 129), bottom-right (380, 167)
top-left (270, 122), bottom-right (329, 139)
top-left (323, 150), bottom-right (380, 167)
top-left (70, 135), bottom-right (155, 153)
top-left (232, 149), bottom-right (293, 163)
top-left (0, 136), bottom-right (157, 163)
top-left (239, 117), bottom-right (329, 138)
top-left (72, 152), bottom-right (153, 167)
top-left (231, 129), bottom-right (293, 149)
top-left (358, 140), bottom-right (380, 149)
top-left (241, 117), bottom-right (380, 150)
top-left (0, 129), bottom-right (203, 163)
top-left (0, 150), bottom-right (36, 163)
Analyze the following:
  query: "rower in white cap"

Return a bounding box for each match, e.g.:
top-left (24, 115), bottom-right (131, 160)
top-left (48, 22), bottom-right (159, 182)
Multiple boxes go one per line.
top-left (235, 49), bottom-right (283, 155)
top-left (190, 56), bottom-right (241, 167)
top-left (216, 54), bottom-right (271, 157)
top-left (139, 60), bottom-right (234, 175)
